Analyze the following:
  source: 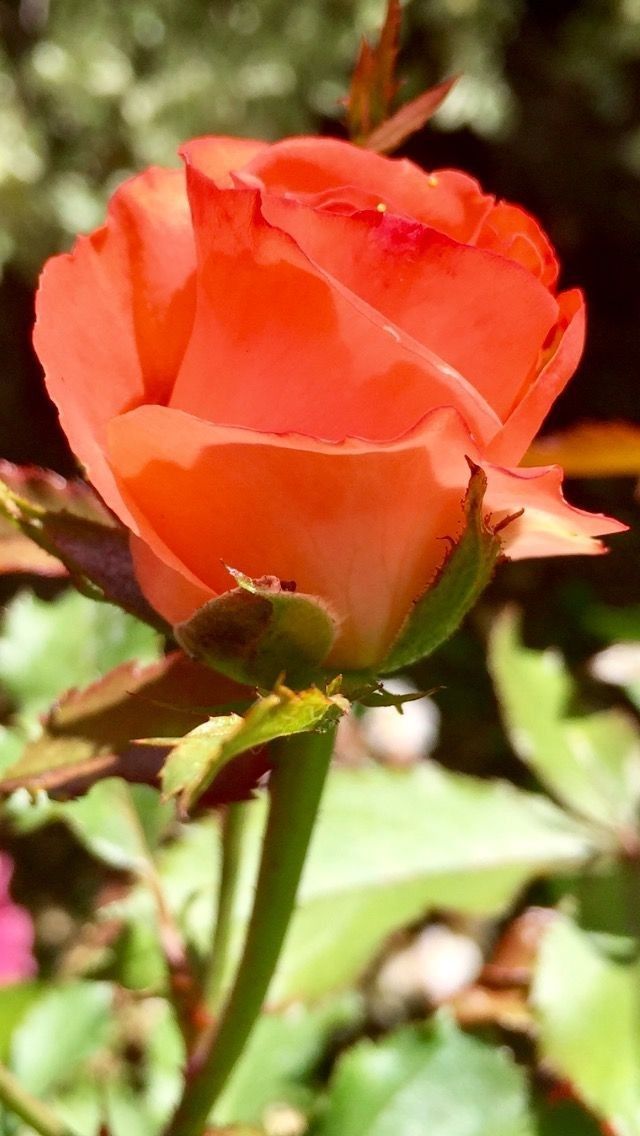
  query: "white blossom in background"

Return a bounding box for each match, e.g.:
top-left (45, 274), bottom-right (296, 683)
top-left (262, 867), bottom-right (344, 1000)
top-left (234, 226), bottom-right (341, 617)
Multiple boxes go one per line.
top-left (375, 924), bottom-right (484, 1010)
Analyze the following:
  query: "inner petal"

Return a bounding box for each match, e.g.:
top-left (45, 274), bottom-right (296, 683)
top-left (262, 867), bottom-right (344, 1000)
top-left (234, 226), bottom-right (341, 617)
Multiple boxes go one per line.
top-left (170, 166), bottom-right (500, 445)
top-left (262, 197), bottom-right (559, 422)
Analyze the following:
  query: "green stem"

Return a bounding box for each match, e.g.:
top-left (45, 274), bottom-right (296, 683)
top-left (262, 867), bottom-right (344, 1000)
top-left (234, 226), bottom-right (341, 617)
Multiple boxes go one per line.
top-left (206, 800), bottom-right (249, 1012)
top-left (0, 1062), bottom-right (78, 1136)
top-left (166, 725), bottom-right (335, 1136)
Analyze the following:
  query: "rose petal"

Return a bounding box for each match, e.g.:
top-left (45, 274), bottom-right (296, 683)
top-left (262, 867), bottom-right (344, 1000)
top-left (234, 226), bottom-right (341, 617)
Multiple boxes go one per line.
top-left (190, 135), bottom-right (496, 242)
top-left (107, 404), bottom-right (480, 669)
top-left (487, 290), bottom-right (586, 466)
top-left (476, 201), bottom-right (559, 288)
top-left (170, 165), bottom-right (500, 445)
top-left (262, 197), bottom-right (559, 422)
top-left (34, 167), bottom-right (196, 514)
top-left (177, 135), bottom-right (268, 186)
top-left (484, 461), bottom-right (627, 558)
top-left (129, 534), bottom-right (214, 625)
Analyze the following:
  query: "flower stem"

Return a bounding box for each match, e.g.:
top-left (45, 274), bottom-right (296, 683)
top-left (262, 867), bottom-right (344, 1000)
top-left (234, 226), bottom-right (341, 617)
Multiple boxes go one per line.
top-left (0, 1062), bottom-right (78, 1136)
top-left (206, 801), bottom-right (249, 1012)
top-left (165, 725), bottom-right (336, 1136)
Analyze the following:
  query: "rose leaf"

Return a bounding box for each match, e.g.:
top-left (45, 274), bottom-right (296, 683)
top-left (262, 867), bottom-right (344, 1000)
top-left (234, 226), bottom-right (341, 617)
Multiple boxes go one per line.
top-left (0, 472), bottom-right (167, 631)
top-left (160, 683), bottom-right (349, 813)
top-left (0, 651), bottom-right (252, 800)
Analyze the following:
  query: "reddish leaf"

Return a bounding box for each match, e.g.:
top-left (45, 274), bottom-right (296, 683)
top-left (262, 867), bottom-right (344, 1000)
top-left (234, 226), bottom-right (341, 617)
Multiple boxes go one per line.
top-left (0, 461), bottom-right (109, 517)
top-left (0, 461), bottom-right (110, 577)
top-left (365, 74), bottom-right (459, 154)
top-left (0, 651), bottom-right (261, 803)
top-left (0, 470), bottom-right (166, 630)
top-left (347, 0), bottom-right (402, 141)
top-left (0, 528), bottom-right (64, 576)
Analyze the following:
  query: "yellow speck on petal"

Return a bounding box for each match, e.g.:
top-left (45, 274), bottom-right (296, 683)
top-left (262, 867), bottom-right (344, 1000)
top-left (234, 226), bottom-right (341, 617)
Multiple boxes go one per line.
top-left (427, 175), bottom-right (439, 187)
top-left (376, 201), bottom-right (387, 212)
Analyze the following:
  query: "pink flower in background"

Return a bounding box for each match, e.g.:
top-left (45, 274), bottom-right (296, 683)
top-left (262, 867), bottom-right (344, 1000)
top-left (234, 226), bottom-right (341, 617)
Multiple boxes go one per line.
top-left (0, 853), bottom-right (36, 985)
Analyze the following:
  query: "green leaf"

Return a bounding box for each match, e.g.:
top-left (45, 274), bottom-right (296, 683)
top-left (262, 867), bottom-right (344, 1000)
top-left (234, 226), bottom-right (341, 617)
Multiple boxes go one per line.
top-left (161, 684), bottom-right (348, 811)
top-left (532, 917), bottom-right (640, 1136)
top-left (381, 466), bottom-right (503, 675)
top-left (0, 589), bottom-right (161, 723)
top-left (0, 475), bottom-right (165, 629)
top-left (0, 982), bottom-right (43, 1063)
top-left (271, 763), bottom-right (597, 1002)
top-left (489, 607), bottom-right (640, 836)
top-left (176, 570), bottom-right (337, 689)
top-left (316, 1015), bottom-right (535, 1136)
top-left (58, 778), bottom-right (174, 871)
top-left (10, 982), bottom-right (113, 1098)
top-left (214, 995), bottom-right (363, 1126)
top-left (118, 764), bottom-right (596, 1004)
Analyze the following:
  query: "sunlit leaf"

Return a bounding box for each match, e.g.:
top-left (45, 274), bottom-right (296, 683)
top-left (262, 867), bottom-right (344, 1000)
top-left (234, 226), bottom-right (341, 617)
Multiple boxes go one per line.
top-left (489, 607), bottom-right (640, 837)
top-left (117, 764), bottom-right (596, 1005)
top-left (316, 1015), bottom-right (535, 1136)
top-left (0, 589), bottom-right (160, 722)
top-left (10, 982), bottom-right (113, 1098)
top-left (161, 684), bottom-right (348, 812)
top-left (533, 917), bottom-right (640, 1136)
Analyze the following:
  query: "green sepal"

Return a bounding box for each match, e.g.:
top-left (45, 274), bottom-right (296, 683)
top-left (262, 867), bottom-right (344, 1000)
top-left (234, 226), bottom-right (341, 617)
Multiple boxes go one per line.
top-left (160, 683), bottom-right (349, 812)
top-left (379, 464), bottom-right (507, 675)
top-left (175, 569), bottom-right (338, 689)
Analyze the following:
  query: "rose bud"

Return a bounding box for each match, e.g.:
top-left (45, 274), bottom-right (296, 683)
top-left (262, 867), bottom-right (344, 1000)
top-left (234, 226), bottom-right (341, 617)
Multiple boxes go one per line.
top-left (34, 137), bottom-right (623, 673)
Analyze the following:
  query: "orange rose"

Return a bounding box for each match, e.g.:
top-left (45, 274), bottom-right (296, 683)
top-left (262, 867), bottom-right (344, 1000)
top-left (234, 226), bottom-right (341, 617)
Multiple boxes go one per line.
top-left (33, 137), bottom-right (623, 670)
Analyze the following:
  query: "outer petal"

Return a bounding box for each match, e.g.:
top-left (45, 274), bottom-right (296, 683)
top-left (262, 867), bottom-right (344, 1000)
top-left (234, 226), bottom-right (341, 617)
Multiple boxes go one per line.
top-left (487, 290), bottom-right (586, 466)
top-left (177, 135), bottom-right (268, 186)
top-left (183, 135), bottom-right (496, 242)
top-left (33, 167), bottom-right (196, 515)
top-left (262, 197), bottom-right (558, 422)
top-left (107, 404), bottom-right (480, 670)
top-left (483, 462), bottom-right (626, 558)
top-left (129, 535), bottom-right (214, 625)
top-left (170, 165), bottom-right (500, 445)
top-left (475, 201), bottom-right (559, 288)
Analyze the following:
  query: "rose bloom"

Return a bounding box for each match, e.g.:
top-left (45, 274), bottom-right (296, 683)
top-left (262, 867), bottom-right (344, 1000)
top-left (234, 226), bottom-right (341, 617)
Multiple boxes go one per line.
top-left (0, 853), bottom-right (36, 985)
top-left (34, 137), bottom-right (623, 670)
